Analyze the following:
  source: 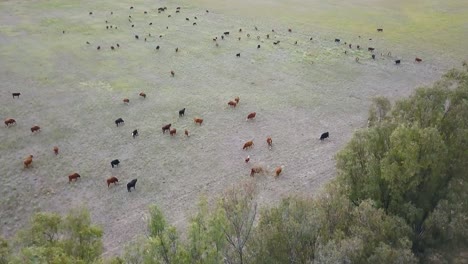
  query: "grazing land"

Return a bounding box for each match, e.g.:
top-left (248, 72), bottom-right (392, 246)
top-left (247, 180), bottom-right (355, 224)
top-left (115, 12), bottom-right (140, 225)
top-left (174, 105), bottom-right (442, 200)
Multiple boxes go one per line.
top-left (0, 0), bottom-right (466, 255)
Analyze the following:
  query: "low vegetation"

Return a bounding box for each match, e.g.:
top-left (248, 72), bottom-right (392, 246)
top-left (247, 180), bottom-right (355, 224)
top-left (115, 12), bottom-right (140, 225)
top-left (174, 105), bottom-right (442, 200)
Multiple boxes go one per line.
top-left (1, 64), bottom-right (466, 263)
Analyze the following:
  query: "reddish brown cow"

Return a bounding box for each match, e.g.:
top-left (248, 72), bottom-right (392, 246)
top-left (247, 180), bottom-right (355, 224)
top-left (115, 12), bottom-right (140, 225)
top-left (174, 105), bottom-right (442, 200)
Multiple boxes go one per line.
top-left (53, 146), bottom-right (59, 155)
top-left (228, 101), bottom-right (237, 107)
top-left (250, 166), bottom-right (263, 177)
top-left (68, 173), bottom-right (81, 183)
top-left (243, 140), bottom-right (254, 150)
top-left (123, 98), bottom-right (130, 104)
top-left (415, 57), bottom-right (422, 62)
top-left (23, 155), bottom-right (33, 168)
top-left (267, 137), bottom-right (272, 148)
top-left (234, 96), bottom-right (240, 104)
top-left (31, 125), bottom-right (41, 133)
top-left (194, 118), bottom-right (203, 125)
top-left (107, 176), bottom-right (119, 187)
top-left (170, 128), bottom-right (177, 136)
top-left (185, 129), bottom-right (189, 137)
top-left (139, 92), bottom-right (146, 98)
top-left (162, 124), bottom-right (171, 133)
top-left (4, 118), bottom-right (16, 127)
top-left (274, 165), bottom-right (285, 178)
top-left (247, 112), bottom-right (256, 120)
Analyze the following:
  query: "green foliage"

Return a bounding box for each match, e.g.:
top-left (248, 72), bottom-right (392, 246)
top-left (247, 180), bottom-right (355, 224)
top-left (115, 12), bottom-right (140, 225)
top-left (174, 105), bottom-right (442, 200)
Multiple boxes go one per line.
top-left (0, 237), bottom-right (10, 264)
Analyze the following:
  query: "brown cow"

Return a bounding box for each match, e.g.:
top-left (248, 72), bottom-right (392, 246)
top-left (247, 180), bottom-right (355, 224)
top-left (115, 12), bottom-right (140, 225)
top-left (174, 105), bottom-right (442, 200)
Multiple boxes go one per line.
top-left (31, 125), bottom-right (41, 133)
top-left (68, 173), bottom-right (81, 183)
top-left (194, 118), bottom-right (203, 125)
top-left (53, 146), bottom-right (59, 155)
top-left (185, 129), bottom-right (189, 137)
top-left (139, 92), bottom-right (146, 98)
top-left (267, 137), bottom-right (272, 149)
top-left (171, 70), bottom-right (175, 77)
top-left (170, 128), bottom-right (176, 136)
top-left (247, 112), bottom-right (256, 120)
top-left (243, 140), bottom-right (254, 150)
top-left (162, 124), bottom-right (171, 133)
top-left (274, 165), bottom-right (285, 178)
top-left (107, 176), bottom-right (119, 187)
top-left (4, 118), bottom-right (16, 127)
top-left (250, 166), bottom-right (263, 177)
top-left (245, 155), bottom-right (250, 163)
top-left (234, 96), bottom-right (240, 104)
top-left (415, 57), bottom-right (422, 63)
top-left (23, 155), bottom-right (33, 168)
top-left (228, 101), bottom-right (237, 107)
top-left (123, 98), bottom-right (130, 104)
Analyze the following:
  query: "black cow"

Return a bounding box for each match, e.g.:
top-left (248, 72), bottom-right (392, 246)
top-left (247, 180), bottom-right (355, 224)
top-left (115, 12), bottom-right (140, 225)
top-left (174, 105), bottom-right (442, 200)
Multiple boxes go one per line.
top-left (395, 60), bottom-right (401, 64)
top-left (156, 45), bottom-right (160, 50)
top-left (162, 123), bottom-right (171, 133)
top-left (320, 132), bottom-right (329, 141)
top-left (111, 159), bottom-right (120, 168)
top-left (335, 39), bottom-right (340, 43)
top-left (135, 35), bottom-right (139, 39)
top-left (224, 31), bottom-right (229, 35)
top-left (132, 129), bottom-right (138, 138)
top-left (273, 41), bottom-right (280, 45)
top-left (236, 53), bottom-right (240, 57)
top-left (179, 108), bottom-right (185, 117)
top-left (12, 93), bottom-right (21, 98)
top-left (372, 54), bottom-right (376, 60)
top-left (377, 28), bottom-right (383, 32)
top-left (115, 118), bottom-right (124, 126)
top-left (257, 45), bottom-right (260, 49)
top-left (127, 179), bottom-right (138, 192)
top-left (368, 47), bottom-right (375, 51)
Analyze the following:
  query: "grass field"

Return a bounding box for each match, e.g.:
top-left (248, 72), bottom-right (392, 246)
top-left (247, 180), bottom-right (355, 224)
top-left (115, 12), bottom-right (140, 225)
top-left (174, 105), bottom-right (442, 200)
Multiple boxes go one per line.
top-left (0, 0), bottom-right (466, 255)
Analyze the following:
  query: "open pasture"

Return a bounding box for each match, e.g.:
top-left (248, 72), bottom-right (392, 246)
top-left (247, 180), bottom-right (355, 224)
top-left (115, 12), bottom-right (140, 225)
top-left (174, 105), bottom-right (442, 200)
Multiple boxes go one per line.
top-left (1, 0), bottom-right (466, 254)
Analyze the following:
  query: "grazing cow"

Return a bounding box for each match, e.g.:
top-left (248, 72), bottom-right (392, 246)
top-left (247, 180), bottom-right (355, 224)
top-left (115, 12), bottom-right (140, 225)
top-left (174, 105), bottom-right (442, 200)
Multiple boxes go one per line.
top-left (255, 26), bottom-right (258, 30)
top-left (250, 166), bottom-right (263, 177)
top-left (228, 101), bottom-right (237, 107)
top-left (53, 146), bottom-right (59, 155)
top-left (156, 45), bottom-right (160, 50)
top-left (89, 12), bottom-right (93, 15)
top-left (257, 44), bottom-right (261, 49)
top-left (176, 47), bottom-right (179, 52)
top-left (115, 118), bottom-right (124, 127)
top-left (107, 176), bottom-right (119, 187)
top-left (221, 35), bottom-right (224, 40)
top-left (4, 118), bottom-right (16, 127)
top-left (185, 129), bottom-right (189, 137)
top-left (236, 53), bottom-right (240, 57)
top-left (273, 41), bottom-right (280, 45)
top-left (245, 155), bottom-right (250, 163)
top-left (123, 98), bottom-right (129, 104)
top-left (31, 125), bottom-right (41, 133)
top-left (193, 22), bottom-right (197, 26)
top-left (130, 6), bottom-right (133, 9)
top-left (12, 93), bottom-right (20, 98)
top-left (368, 47), bottom-right (375, 51)
top-left (288, 28), bottom-right (292, 32)
top-left (234, 96), bottom-right (240, 104)
top-left (239, 28), bottom-right (242, 32)
top-left (377, 28), bottom-right (383, 32)
top-left (170, 128), bottom-right (177, 136)
top-left (186, 18), bottom-right (189, 21)
top-left (132, 129), bottom-right (139, 138)
top-left (179, 108), bottom-right (186, 117)
top-left (372, 54), bottom-right (376, 60)
top-left (97, 46), bottom-right (101, 50)
top-left (274, 165), bottom-right (285, 178)
top-left (135, 35), bottom-right (139, 39)
top-left (23, 155), bottom-right (33, 168)
top-left (415, 57), bottom-right (422, 63)
top-left (139, 92), bottom-right (146, 98)
top-left (266, 34), bottom-right (269, 39)
top-left (243, 140), bottom-right (254, 150)
top-left (395, 60), bottom-right (401, 65)
top-left (320, 132), bottom-right (329, 141)
top-left (127, 179), bottom-right (137, 192)
top-left (357, 45), bottom-right (360, 50)
top-left (247, 112), bottom-right (256, 120)
top-left (171, 70), bottom-right (175, 77)
top-left (224, 32), bottom-right (229, 35)
top-left (194, 118), bottom-right (203, 125)
top-left (176, 10), bottom-right (180, 13)
top-left (335, 38), bottom-right (340, 43)
top-left (116, 43), bottom-right (120, 48)
top-left (144, 11), bottom-right (147, 14)
top-left (111, 159), bottom-right (120, 168)
top-left (162, 124), bottom-right (172, 133)
top-left (266, 137), bottom-right (272, 149)
top-left (176, 7), bottom-right (181, 9)
top-left (68, 173), bottom-right (81, 183)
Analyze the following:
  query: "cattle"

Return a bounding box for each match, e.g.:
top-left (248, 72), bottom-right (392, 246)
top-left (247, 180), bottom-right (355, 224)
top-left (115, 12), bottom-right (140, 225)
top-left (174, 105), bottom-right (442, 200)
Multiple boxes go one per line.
top-left (395, 60), bottom-right (401, 65)
top-left (224, 32), bottom-right (229, 35)
top-left (206, 9), bottom-right (209, 13)
top-left (243, 140), bottom-right (254, 150)
top-left (132, 129), bottom-right (139, 138)
top-left (115, 118), bottom-right (124, 127)
top-left (288, 28), bottom-right (292, 32)
top-left (127, 179), bottom-right (137, 192)
top-left (194, 118), bottom-right (203, 125)
top-left (176, 10), bottom-right (180, 13)
top-left (273, 41), bottom-right (280, 45)
top-left (349, 44), bottom-right (352, 48)
top-left (179, 108), bottom-right (186, 117)
top-left (357, 45), bottom-right (360, 50)
top-left (135, 35), bottom-right (139, 39)
top-left (193, 22), bottom-right (197, 26)
top-left (123, 98), bottom-right (129, 104)
top-left (111, 159), bottom-right (120, 168)
top-left (89, 11), bottom-right (93, 15)
top-left (255, 26), bottom-right (258, 30)
top-left (170, 128), bottom-right (177, 136)
top-left (106, 25), bottom-right (109, 29)
top-left (266, 137), bottom-right (272, 149)
top-left (116, 43), bottom-right (120, 48)
top-left (144, 11), bottom-right (147, 14)
top-left (368, 47), bottom-right (375, 51)
top-left (176, 7), bottom-right (180, 9)
top-left (107, 176), bottom-right (119, 187)
top-left (4, 118), bottom-right (16, 127)
top-left (250, 166), bottom-right (263, 177)
top-left (372, 54), bottom-right (376, 60)
top-left (236, 53), bottom-right (240, 57)
top-left (12, 93), bottom-right (20, 98)
top-left (171, 70), bottom-right (175, 77)
top-left (320, 132), bottom-right (329, 141)
top-left (176, 47), bottom-right (179, 52)
top-left (247, 34), bottom-right (250, 38)
top-left (239, 28), bottom-right (242, 32)
top-left (377, 28), bottom-right (383, 32)
top-left (186, 18), bottom-right (189, 21)
top-left (234, 96), bottom-right (240, 104)
top-left (156, 45), bottom-right (160, 50)
top-left (162, 124), bottom-right (172, 133)
top-left (68, 173), bottom-right (81, 183)
top-left (245, 155), bottom-right (250, 163)
top-left (247, 112), bottom-right (256, 120)
top-left (415, 57), bottom-right (422, 63)
top-left (335, 39), bottom-right (340, 43)
top-left (130, 6), bottom-right (133, 9)
top-left (97, 46), bottom-right (100, 50)
top-left (139, 92), bottom-right (146, 98)
top-left (221, 35), bottom-right (224, 40)
top-left (53, 146), bottom-right (59, 155)
top-left (185, 129), bottom-right (189, 137)
top-left (266, 34), bottom-right (269, 39)
top-left (294, 41), bottom-right (298, 45)
top-left (274, 165), bottom-right (285, 178)
top-left (228, 101), bottom-right (237, 107)
top-left (31, 125), bottom-right (41, 133)
top-left (257, 44), bottom-right (261, 49)
top-left (23, 155), bottom-right (33, 168)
